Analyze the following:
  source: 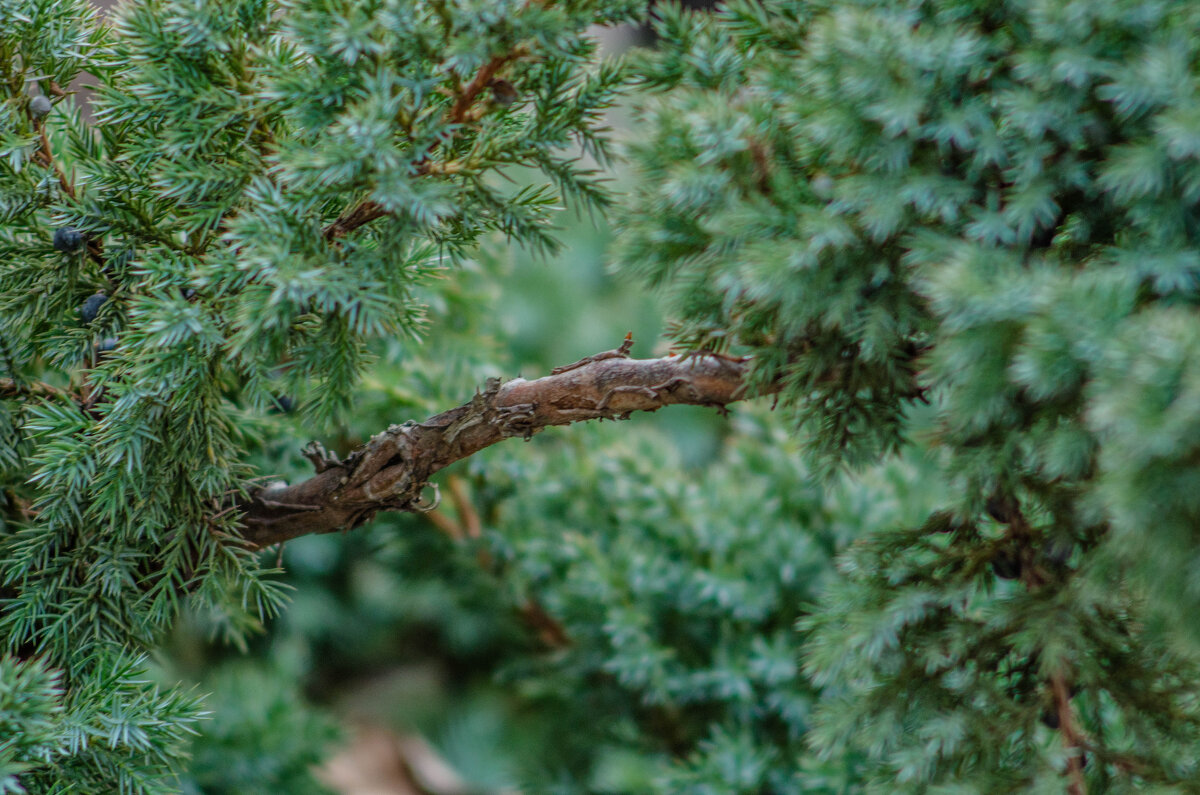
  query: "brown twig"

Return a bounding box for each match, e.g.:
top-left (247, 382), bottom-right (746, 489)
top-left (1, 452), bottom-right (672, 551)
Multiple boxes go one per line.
top-left (1, 491), bottom-right (37, 523)
top-left (421, 506), bottom-right (464, 541)
top-left (32, 116), bottom-right (105, 266)
top-left (446, 475), bottom-right (480, 539)
top-left (322, 199), bottom-right (391, 241)
top-left (447, 49), bottom-right (524, 125)
top-left (419, 475), bottom-right (568, 648)
top-left (444, 474), bottom-right (492, 568)
top-left (35, 126), bottom-right (75, 200)
top-left (996, 498), bottom-right (1088, 793)
top-left (1052, 670), bottom-right (1088, 795)
top-left (0, 378), bottom-right (68, 400)
top-left (551, 331), bottom-right (633, 374)
top-left (238, 345), bottom-right (771, 548)
top-left (519, 599), bottom-right (571, 649)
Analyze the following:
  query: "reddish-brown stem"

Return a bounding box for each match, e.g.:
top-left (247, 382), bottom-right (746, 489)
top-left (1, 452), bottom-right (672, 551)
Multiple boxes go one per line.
top-left (1052, 670), bottom-right (1088, 795)
top-left (322, 199), bottom-right (391, 241)
top-left (447, 49), bottom-right (522, 124)
top-left (999, 499), bottom-right (1087, 793)
top-left (34, 126), bottom-right (74, 200)
top-left (519, 599), bottom-right (571, 649)
top-left (0, 378), bottom-right (68, 400)
top-left (34, 121), bottom-right (105, 266)
top-left (422, 506), bottom-right (464, 541)
top-left (419, 475), bottom-right (568, 648)
top-left (447, 476), bottom-right (480, 539)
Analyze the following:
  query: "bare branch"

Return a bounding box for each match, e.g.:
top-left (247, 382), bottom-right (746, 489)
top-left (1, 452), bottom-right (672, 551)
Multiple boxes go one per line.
top-left (322, 198), bottom-right (391, 242)
top-left (237, 349), bottom-right (768, 548)
top-left (446, 48), bottom-right (524, 125)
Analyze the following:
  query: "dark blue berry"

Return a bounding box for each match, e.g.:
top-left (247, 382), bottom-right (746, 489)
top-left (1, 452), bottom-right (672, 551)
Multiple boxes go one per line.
top-left (96, 337), bottom-right (118, 354)
top-left (53, 227), bottom-right (84, 253)
top-left (80, 293), bottom-right (107, 324)
top-left (30, 95), bottom-right (52, 118)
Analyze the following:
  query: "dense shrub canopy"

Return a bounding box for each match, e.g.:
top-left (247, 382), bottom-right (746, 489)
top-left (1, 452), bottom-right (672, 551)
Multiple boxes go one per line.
top-left (2, 0), bottom-right (1200, 792)
top-left (617, 0), bottom-right (1200, 788)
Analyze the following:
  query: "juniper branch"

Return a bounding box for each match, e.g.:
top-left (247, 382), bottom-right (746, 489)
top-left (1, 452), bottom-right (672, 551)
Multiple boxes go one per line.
top-left (238, 350), bottom-right (766, 548)
top-left (322, 30), bottom-right (530, 241)
top-left (1053, 670), bottom-right (1088, 795)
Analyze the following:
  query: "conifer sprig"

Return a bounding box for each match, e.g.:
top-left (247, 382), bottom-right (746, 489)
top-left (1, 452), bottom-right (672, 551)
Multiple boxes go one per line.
top-left (6, 0), bottom-right (1200, 790)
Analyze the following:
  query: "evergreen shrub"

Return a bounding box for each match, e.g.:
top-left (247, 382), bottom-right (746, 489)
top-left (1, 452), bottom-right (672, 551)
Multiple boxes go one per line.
top-left (3, 0), bottom-right (1200, 791)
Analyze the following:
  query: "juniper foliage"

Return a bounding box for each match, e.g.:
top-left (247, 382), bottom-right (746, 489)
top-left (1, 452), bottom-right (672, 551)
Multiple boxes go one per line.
top-left (4, 0), bottom-right (1200, 792)
top-left (616, 0), bottom-right (1200, 788)
top-left (1, 0), bottom-right (640, 789)
top-left (468, 415), bottom-right (939, 792)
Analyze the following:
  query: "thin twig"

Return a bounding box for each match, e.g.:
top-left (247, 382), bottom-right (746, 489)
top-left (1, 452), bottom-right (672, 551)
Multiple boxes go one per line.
top-left (447, 475), bottom-right (480, 539)
top-left (0, 378), bottom-right (68, 400)
top-left (1052, 670), bottom-right (1088, 795)
top-left (519, 598), bottom-right (571, 649)
top-left (34, 126), bottom-right (74, 200)
top-left (33, 118), bottom-right (105, 266)
top-left (447, 49), bottom-right (524, 124)
top-left (420, 478), bottom-right (568, 649)
top-left (421, 507), bottom-right (464, 541)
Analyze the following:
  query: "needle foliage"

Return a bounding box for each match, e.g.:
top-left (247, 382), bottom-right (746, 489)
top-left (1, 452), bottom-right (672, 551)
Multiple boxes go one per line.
top-left (615, 0), bottom-right (1200, 789)
top-left (3, 0), bottom-right (1200, 792)
top-left (1, 0), bottom-right (640, 789)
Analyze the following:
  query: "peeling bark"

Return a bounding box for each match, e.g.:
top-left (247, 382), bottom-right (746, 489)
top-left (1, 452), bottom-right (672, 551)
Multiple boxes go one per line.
top-left (238, 349), bottom-right (763, 548)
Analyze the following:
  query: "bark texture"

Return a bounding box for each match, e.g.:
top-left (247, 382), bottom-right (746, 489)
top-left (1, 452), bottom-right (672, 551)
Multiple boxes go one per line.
top-left (239, 348), bottom-right (762, 548)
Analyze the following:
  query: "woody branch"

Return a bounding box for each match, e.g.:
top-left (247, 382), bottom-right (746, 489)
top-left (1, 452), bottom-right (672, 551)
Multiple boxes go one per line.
top-left (238, 345), bottom-right (763, 548)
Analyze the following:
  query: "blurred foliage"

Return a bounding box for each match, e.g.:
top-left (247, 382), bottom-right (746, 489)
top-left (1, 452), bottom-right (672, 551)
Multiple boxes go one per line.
top-left (614, 0), bottom-right (1200, 789)
top-left (176, 659), bottom-right (340, 795)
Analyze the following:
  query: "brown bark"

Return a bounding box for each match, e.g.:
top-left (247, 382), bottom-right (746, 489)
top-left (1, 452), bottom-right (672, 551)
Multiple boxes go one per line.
top-left (1003, 499), bottom-right (1087, 794)
top-left (239, 348), bottom-right (761, 548)
top-left (1052, 670), bottom-right (1088, 795)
